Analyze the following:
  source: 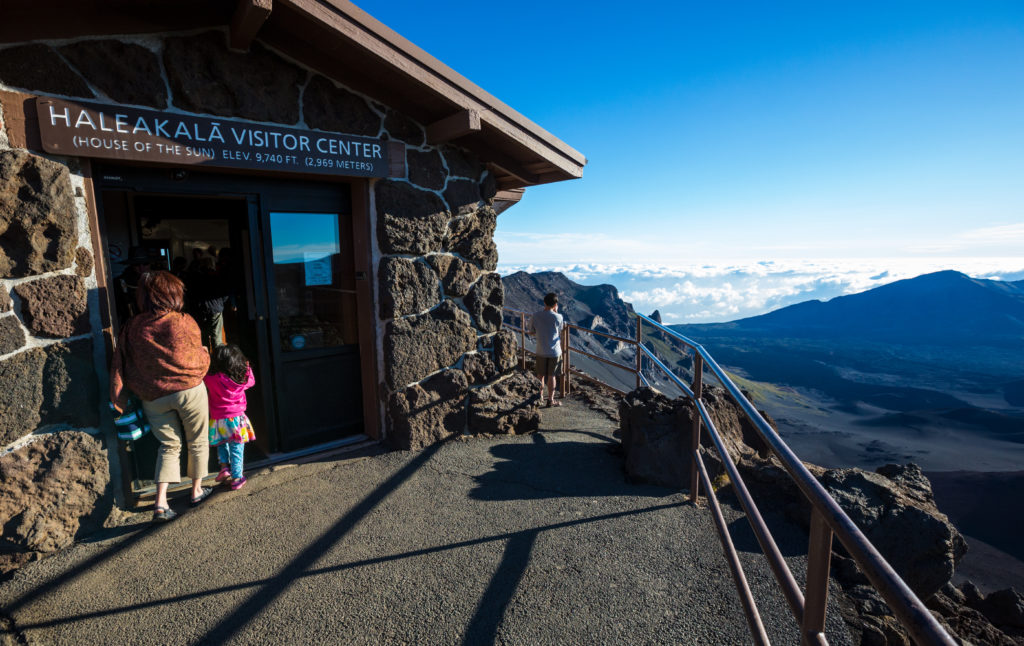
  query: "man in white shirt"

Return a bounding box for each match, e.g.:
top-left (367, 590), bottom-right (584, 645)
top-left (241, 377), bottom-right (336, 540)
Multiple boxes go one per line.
top-left (529, 292), bottom-right (565, 407)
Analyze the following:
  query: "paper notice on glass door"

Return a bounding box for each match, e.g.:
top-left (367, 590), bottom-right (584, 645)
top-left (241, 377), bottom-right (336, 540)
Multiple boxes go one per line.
top-left (303, 252), bottom-right (332, 286)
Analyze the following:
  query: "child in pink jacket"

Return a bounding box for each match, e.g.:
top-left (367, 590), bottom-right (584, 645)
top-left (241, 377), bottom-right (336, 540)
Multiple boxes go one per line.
top-left (204, 344), bottom-right (256, 490)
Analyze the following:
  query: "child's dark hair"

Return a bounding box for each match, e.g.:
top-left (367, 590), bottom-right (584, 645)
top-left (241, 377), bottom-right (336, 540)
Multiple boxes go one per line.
top-left (211, 344), bottom-right (249, 384)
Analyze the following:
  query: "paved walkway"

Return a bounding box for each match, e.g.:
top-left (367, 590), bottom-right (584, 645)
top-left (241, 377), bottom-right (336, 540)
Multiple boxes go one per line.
top-left (0, 398), bottom-right (852, 645)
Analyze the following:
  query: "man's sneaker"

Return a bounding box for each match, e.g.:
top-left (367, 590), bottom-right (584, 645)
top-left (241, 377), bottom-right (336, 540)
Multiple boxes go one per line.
top-left (230, 476), bottom-right (247, 491)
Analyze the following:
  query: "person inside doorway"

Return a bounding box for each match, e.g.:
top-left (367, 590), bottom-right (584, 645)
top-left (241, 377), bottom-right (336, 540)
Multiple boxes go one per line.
top-left (114, 247), bottom-right (151, 322)
top-left (529, 292), bottom-right (565, 407)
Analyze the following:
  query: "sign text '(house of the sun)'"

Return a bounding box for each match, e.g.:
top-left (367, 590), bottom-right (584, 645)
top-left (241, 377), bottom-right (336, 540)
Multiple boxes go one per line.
top-left (36, 99), bottom-right (392, 177)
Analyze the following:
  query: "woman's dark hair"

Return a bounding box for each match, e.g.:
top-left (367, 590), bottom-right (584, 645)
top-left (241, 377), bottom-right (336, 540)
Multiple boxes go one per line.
top-left (210, 344), bottom-right (249, 384)
top-left (137, 271), bottom-right (185, 313)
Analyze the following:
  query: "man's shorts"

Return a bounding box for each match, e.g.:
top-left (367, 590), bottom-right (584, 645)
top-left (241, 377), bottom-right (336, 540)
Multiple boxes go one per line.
top-left (535, 355), bottom-right (561, 378)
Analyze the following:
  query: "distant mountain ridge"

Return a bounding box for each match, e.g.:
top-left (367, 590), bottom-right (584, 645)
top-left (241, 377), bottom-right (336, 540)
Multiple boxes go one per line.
top-left (676, 270), bottom-right (1024, 345)
top-left (501, 271), bottom-right (637, 338)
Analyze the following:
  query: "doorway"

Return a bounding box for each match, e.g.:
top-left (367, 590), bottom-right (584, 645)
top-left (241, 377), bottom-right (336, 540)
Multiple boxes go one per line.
top-left (96, 167), bottom-right (369, 491)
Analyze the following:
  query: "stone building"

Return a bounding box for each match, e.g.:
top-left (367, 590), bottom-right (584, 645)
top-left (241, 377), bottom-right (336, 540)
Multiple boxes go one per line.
top-left (0, 0), bottom-right (584, 568)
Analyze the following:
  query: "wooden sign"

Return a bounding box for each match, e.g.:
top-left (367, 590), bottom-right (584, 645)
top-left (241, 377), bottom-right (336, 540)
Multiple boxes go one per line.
top-left (36, 98), bottom-right (396, 178)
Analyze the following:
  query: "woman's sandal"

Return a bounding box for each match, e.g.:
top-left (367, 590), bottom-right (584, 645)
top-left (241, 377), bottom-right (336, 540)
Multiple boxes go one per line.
top-left (189, 487), bottom-right (213, 507)
top-left (153, 506), bottom-right (178, 522)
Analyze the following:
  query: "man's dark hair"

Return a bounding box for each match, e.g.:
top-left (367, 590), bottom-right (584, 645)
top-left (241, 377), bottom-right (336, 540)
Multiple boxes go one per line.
top-left (543, 292), bottom-right (558, 308)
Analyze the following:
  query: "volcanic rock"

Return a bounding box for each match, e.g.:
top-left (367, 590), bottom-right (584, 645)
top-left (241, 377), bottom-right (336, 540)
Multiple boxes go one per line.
top-left (383, 300), bottom-right (476, 389)
top-left (441, 145), bottom-right (483, 179)
top-left (492, 329), bottom-right (519, 374)
top-left (375, 180), bottom-right (449, 255)
top-left (426, 254), bottom-right (479, 298)
top-left (302, 74), bottom-right (381, 137)
top-left (0, 150), bottom-right (79, 278)
top-left (0, 431), bottom-right (110, 578)
top-left (15, 275), bottom-right (89, 338)
top-left (383, 110), bottom-right (424, 147)
top-left (408, 148), bottom-right (446, 190)
top-left (0, 44), bottom-right (93, 98)
top-left (464, 272), bottom-right (503, 333)
top-left (0, 316), bottom-right (26, 355)
top-left (0, 348), bottom-right (45, 445)
top-left (163, 32), bottom-right (305, 124)
top-left (40, 338), bottom-right (99, 427)
top-left (479, 172), bottom-right (497, 204)
top-left (378, 257), bottom-right (441, 319)
top-left (468, 372), bottom-right (541, 435)
top-left (0, 288), bottom-right (10, 312)
top-left (59, 40), bottom-right (167, 108)
top-left (74, 247), bottom-right (93, 278)
top-left (463, 352), bottom-right (498, 385)
top-left (443, 179), bottom-right (482, 216)
top-left (388, 368), bottom-right (468, 450)
top-left (445, 206), bottom-right (498, 271)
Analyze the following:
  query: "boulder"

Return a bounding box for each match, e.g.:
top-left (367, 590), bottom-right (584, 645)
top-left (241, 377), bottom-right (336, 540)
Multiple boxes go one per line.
top-left (817, 464), bottom-right (966, 601)
top-left (441, 145), bottom-right (483, 179)
top-left (0, 150), bottom-right (79, 278)
top-left (74, 247), bottom-right (93, 278)
top-left (468, 372), bottom-right (541, 435)
top-left (444, 206), bottom-right (498, 271)
top-left (0, 316), bottom-right (26, 355)
top-left (479, 172), bottom-right (497, 204)
top-left (0, 44), bottom-right (93, 98)
top-left (0, 288), bottom-right (10, 312)
top-left (383, 110), bottom-right (424, 147)
top-left (383, 300), bottom-right (476, 390)
top-left (163, 32), bottom-right (305, 124)
top-left (0, 348), bottom-right (45, 445)
top-left (377, 257), bottom-right (441, 319)
top-left (426, 254), bottom-right (479, 298)
top-left (927, 584), bottom-right (1019, 646)
top-left (41, 338), bottom-right (99, 427)
top-left (492, 329), bottom-right (519, 374)
top-left (375, 180), bottom-right (449, 255)
top-left (407, 148), bottom-right (447, 191)
top-left (464, 272), bottom-right (503, 333)
top-left (443, 179), bottom-right (482, 216)
top-left (302, 74), bottom-right (381, 137)
top-left (463, 352), bottom-right (498, 385)
top-left (618, 385), bottom-right (766, 490)
top-left (15, 275), bottom-right (89, 338)
top-left (0, 431), bottom-right (110, 578)
top-left (59, 40), bottom-right (168, 108)
top-left (388, 368), bottom-right (467, 450)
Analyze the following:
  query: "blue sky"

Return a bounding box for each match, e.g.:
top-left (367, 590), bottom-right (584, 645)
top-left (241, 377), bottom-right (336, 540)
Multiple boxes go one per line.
top-left (360, 1), bottom-right (1024, 321)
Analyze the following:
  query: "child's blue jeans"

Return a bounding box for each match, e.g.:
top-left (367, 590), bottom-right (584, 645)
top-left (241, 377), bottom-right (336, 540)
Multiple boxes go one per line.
top-left (217, 442), bottom-right (245, 480)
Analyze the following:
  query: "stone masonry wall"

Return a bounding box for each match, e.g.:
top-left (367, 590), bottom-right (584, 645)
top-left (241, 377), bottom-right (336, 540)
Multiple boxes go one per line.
top-left (0, 28), bottom-right (533, 469)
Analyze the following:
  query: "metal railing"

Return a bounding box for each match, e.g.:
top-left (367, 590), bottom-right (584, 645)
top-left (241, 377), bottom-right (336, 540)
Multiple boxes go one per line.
top-left (502, 307), bottom-right (955, 645)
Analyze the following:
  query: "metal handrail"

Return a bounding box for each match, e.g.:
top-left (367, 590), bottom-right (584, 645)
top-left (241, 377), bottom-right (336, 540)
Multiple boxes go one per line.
top-left (502, 307), bottom-right (956, 645)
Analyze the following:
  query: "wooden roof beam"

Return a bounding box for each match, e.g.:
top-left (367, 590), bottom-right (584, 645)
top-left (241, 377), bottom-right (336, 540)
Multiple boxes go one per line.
top-left (426, 109), bottom-right (481, 144)
top-left (230, 0), bottom-right (273, 51)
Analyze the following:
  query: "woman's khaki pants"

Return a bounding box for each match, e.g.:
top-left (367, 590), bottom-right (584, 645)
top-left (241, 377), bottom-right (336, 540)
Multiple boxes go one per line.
top-left (142, 383), bottom-right (209, 484)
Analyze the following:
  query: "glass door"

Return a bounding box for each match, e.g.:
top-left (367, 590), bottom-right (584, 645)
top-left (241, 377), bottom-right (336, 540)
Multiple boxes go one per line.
top-left (260, 184), bottom-right (363, 451)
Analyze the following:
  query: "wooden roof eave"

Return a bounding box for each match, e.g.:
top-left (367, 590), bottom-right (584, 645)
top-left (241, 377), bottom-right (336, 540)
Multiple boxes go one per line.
top-left (275, 0), bottom-right (586, 188)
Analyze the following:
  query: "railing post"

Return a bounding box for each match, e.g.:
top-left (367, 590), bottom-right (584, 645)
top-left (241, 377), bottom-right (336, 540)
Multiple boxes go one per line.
top-left (635, 317), bottom-right (642, 389)
top-left (690, 353), bottom-right (704, 503)
top-left (520, 312), bottom-right (526, 370)
top-left (802, 509), bottom-right (833, 645)
top-left (563, 326), bottom-right (571, 397)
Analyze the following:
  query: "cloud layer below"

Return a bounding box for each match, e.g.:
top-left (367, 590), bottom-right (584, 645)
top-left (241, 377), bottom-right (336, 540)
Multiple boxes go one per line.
top-left (498, 258), bottom-right (1024, 323)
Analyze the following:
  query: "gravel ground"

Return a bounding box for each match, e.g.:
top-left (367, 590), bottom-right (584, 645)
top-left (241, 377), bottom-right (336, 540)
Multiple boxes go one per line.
top-left (0, 398), bottom-right (853, 645)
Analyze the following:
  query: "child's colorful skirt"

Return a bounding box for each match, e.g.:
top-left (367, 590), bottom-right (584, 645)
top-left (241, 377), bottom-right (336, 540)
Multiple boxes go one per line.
top-left (209, 414), bottom-right (255, 446)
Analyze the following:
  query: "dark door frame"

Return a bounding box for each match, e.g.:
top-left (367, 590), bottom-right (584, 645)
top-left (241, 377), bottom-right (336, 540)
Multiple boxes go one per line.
top-left (91, 165), bottom-right (381, 464)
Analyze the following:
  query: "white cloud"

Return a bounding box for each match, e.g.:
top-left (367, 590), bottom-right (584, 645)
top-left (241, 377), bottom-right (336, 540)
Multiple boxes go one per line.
top-left (498, 257), bottom-right (1024, 323)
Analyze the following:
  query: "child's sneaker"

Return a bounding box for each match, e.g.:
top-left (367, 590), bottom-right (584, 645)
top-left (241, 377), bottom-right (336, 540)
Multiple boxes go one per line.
top-left (215, 465), bottom-right (231, 483)
top-left (230, 476), bottom-right (247, 491)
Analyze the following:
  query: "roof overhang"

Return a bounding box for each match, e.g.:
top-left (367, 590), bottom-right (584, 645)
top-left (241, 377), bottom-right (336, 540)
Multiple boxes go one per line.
top-left (0, 0), bottom-right (586, 190)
